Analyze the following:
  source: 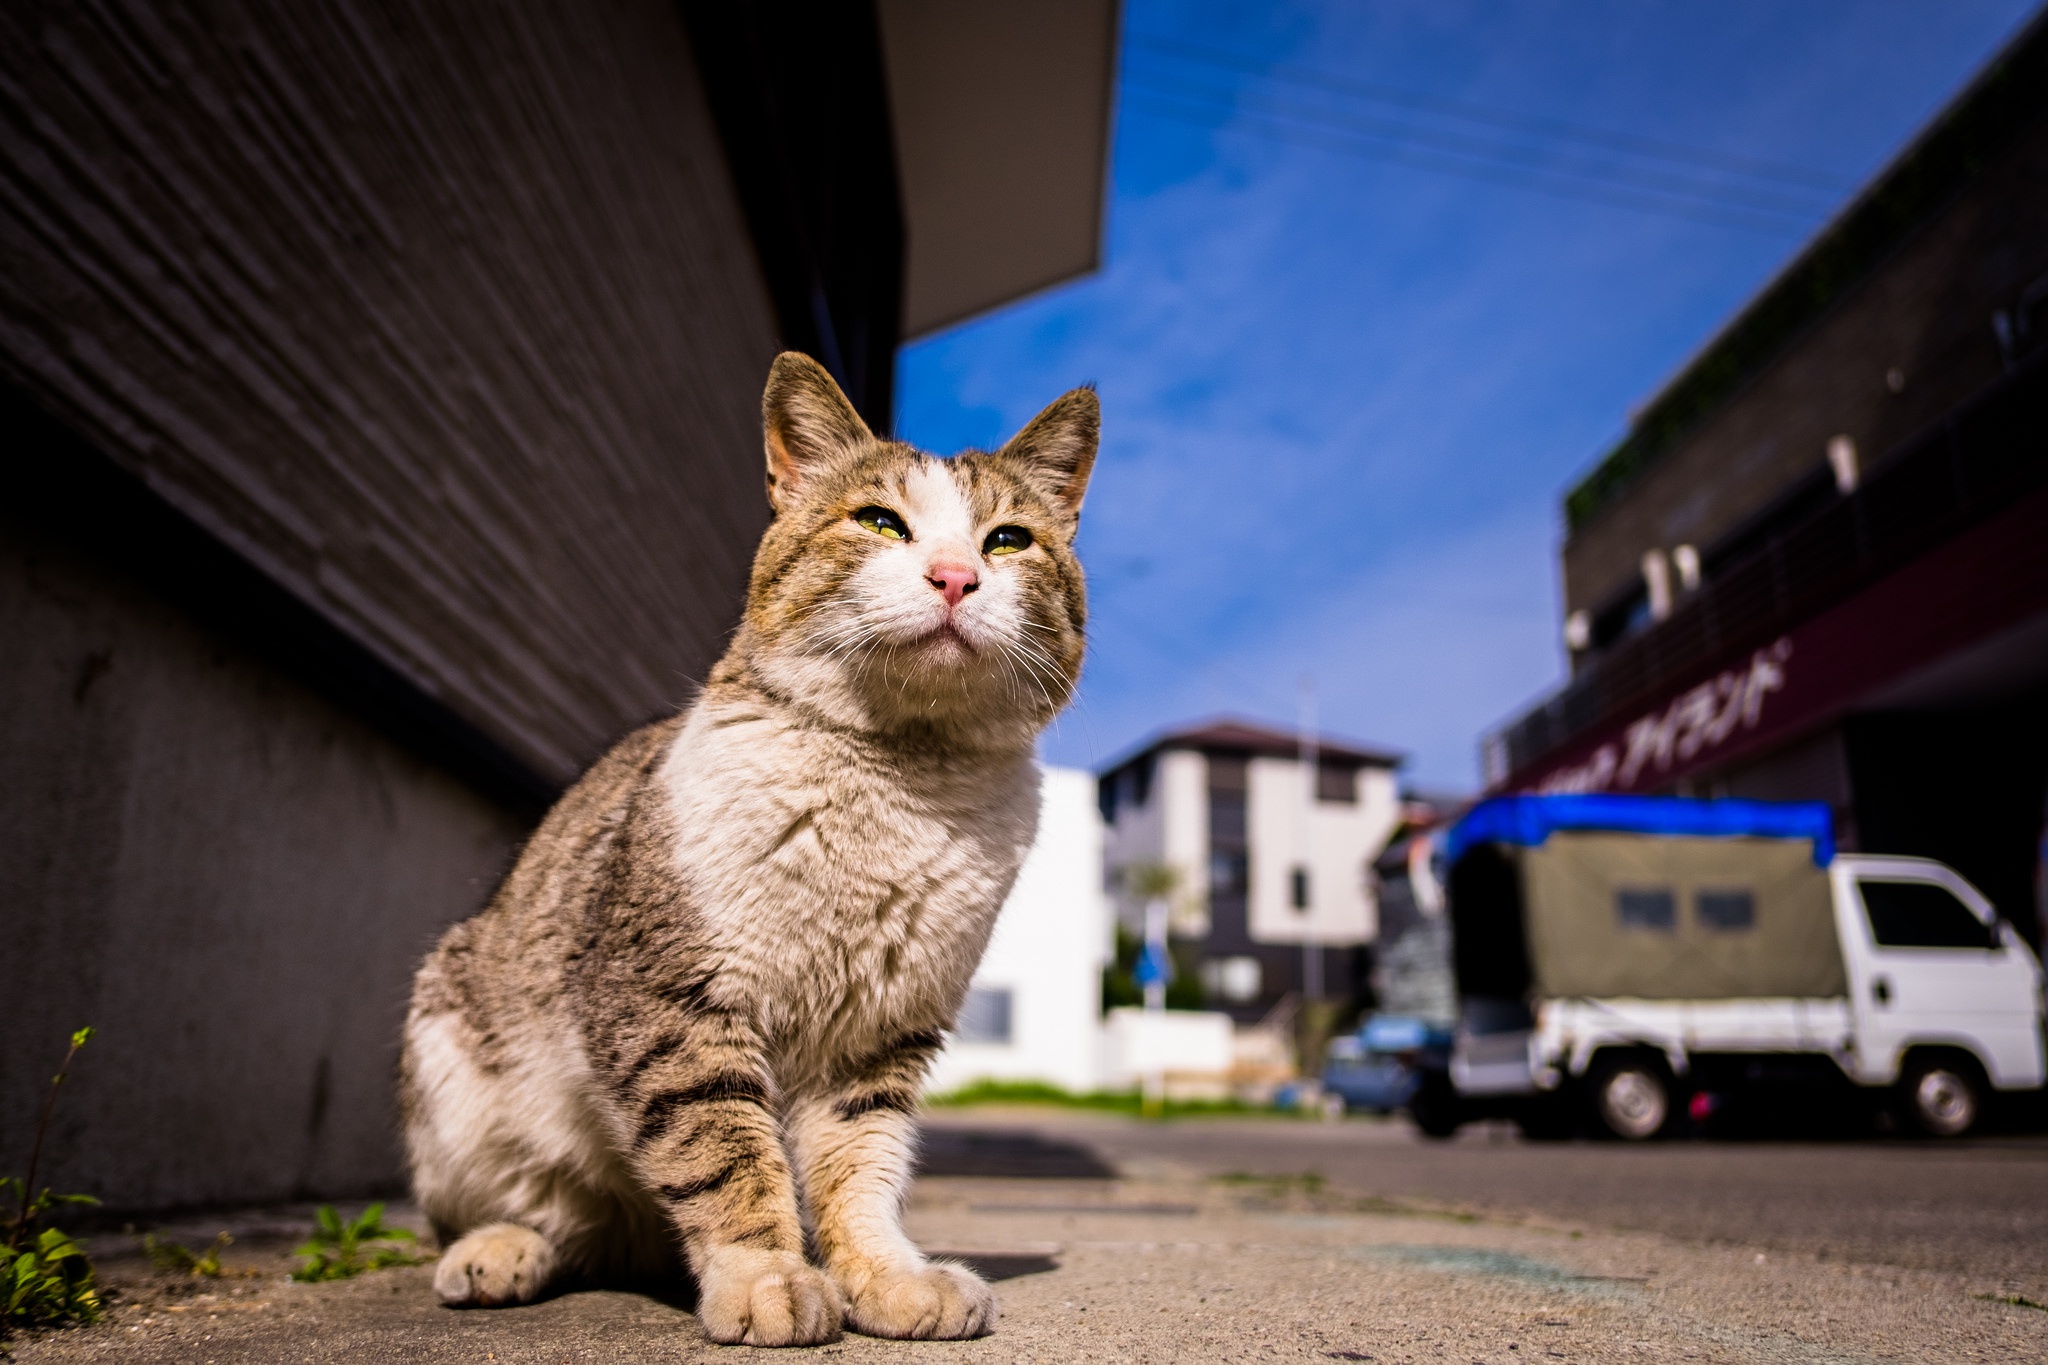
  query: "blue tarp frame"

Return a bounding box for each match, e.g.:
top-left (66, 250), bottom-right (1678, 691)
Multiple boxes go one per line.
top-left (1446, 794), bottom-right (1835, 867)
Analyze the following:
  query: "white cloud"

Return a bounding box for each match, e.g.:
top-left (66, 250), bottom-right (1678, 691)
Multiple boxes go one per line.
top-left (1044, 504), bottom-right (1564, 790)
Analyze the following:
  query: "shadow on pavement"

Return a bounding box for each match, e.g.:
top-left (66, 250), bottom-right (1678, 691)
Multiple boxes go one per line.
top-left (916, 1126), bottom-right (1117, 1179)
top-left (931, 1251), bottom-right (1062, 1281)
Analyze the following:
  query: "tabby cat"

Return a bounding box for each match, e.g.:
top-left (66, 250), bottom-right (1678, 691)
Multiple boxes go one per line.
top-left (400, 352), bottom-right (1095, 1346)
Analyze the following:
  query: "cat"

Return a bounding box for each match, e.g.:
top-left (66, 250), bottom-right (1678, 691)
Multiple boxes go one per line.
top-left (399, 351), bottom-right (1095, 1347)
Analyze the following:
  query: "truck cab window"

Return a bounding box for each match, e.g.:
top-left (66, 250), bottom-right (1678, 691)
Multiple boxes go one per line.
top-left (1859, 880), bottom-right (1999, 949)
top-left (1616, 887), bottom-right (1676, 931)
top-left (1696, 889), bottom-right (1755, 931)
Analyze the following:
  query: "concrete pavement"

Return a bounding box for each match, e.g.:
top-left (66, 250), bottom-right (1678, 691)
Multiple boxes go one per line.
top-left (14, 1108), bottom-right (2048, 1363)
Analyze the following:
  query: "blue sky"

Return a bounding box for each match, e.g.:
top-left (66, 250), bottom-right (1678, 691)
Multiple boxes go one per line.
top-left (894, 0), bottom-right (2040, 791)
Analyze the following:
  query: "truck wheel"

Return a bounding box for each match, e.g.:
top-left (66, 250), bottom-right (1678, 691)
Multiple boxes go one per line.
top-left (1408, 1075), bottom-right (1463, 1140)
top-left (1900, 1058), bottom-right (1981, 1138)
top-left (1591, 1057), bottom-right (1670, 1141)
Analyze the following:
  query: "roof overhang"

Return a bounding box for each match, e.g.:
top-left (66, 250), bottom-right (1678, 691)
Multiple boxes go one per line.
top-left (877, 0), bottom-right (1120, 339)
top-left (1098, 715), bottom-right (1406, 776)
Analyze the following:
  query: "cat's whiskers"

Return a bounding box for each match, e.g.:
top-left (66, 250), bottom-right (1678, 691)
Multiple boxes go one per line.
top-left (992, 636), bottom-right (1060, 718)
top-left (999, 632), bottom-right (1069, 690)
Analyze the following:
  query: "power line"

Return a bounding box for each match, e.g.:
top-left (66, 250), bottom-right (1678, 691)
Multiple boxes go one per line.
top-left (1129, 33), bottom-right (1852, 194)
top-left (1124, 69), bottom-right (1832, 222)
top-left (1122, 93), bottom-right (1815, 236)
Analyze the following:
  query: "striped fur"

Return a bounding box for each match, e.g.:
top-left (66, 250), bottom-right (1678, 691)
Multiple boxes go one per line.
top-left (400, 353), bottom-right (1094, 1346)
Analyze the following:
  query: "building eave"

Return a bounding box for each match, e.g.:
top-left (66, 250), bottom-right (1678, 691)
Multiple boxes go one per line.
top-left (1096, 714), bottom-right (1405, 776)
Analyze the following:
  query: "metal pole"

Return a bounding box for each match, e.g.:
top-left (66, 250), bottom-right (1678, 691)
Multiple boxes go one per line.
top-left (1298, 676), bottom-right (1319, 1002)
top-left (1143, 896), bottom-right (1168, 1013)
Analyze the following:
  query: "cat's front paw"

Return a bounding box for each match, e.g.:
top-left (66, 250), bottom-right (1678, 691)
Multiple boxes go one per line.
top-left (433, 1222), bottom-right (556, 1307)
top-left (696, 1246), bottom-right (844, 1347)
top-left (845, 1260), bottom-right (995, 1339)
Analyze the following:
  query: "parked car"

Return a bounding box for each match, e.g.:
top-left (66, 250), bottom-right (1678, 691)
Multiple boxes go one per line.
top-left (1431, 794), bottom-right (2046, 1140)
top-left (1322, 1014), bottom-right (1453, 1114)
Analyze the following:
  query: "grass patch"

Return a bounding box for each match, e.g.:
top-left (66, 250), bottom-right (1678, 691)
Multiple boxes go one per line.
top-left (1213, 1171), bottom-right (1328, 1194)
top-left (1974, 1292), bottom-right (2048, 1312)
top-left (925, 1079), bottom-right (1301, 1119)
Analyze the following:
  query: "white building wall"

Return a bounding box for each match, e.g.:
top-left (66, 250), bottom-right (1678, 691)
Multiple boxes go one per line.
top-left (1158, 749), bottom-right (1209, 934)
top-left (924, 766), bottom-right (1110, 1095)
top-left (1101, 748), bottom-right (1208, 935)
top-left (1099, 1007), bottom-right (1235, 1088)
top-left (1245, 756), bottom-right (1399, 946)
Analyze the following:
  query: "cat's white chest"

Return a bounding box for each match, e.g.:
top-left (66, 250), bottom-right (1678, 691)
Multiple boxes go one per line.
top-left (656, 707), bottom-right (1039, 1063)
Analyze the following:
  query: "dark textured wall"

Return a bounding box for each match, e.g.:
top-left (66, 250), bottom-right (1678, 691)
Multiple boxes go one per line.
top-left (1562, 115), bottom-right (2048, 620)
top-left (0, 0), bottom-right (780, 786)
top-left (0, 0), bottom-right (798, 1209)
top-left (0, 493), bottom-right (526, 1210)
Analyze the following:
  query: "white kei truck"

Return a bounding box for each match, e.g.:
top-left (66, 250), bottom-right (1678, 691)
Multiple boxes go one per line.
top-left (1425, 795), bottom-right (2045, 1140)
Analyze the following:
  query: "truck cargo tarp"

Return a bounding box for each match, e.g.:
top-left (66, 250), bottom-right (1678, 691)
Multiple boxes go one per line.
top-left (1448, 796), bottom-right (1835, 867)
top-left (1520, 833), bottom-right (1847, 999)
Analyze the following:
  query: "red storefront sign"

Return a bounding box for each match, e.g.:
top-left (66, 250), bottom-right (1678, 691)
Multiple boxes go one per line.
top-left (1508, 484), bottom-right (2048, 796)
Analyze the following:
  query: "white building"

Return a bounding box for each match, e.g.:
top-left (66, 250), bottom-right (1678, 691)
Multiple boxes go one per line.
top-left (1097, 718), bottom-right (1403, 1021)
top-left (924, 766), bottom-right (1112, 1095)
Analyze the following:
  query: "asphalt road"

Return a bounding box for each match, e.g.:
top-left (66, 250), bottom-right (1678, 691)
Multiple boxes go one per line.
top-left (934, 1108), bottom-right (2048, 1282)
top-left (14, 1109), bottom-right (2048, 1363)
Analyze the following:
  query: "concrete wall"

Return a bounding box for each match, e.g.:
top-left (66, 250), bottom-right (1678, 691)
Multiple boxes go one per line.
top-left (1098, 1008), bottom-right (1235, 1090)
top-left (0, 0), bottom-right (779, 787)
top-left (0, 0), bottom-right (816, 1214)
top-left (0, 502), bottom-right (525, 1212)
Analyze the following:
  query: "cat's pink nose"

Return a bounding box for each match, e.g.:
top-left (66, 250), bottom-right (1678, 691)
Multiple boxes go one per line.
top-left (926, 562), bottom-right (979, 607)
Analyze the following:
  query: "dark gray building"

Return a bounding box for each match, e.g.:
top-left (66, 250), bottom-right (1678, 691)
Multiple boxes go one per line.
top-left (1486, 14), bottom-right (2048, 946)
top-left (1, 0), bottom-right (1117, 1212)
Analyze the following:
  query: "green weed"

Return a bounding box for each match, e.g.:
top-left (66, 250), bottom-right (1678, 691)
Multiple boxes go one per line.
top-left (290, 1204), bottom-right (427, 1282)
top-left (1973, 1291), bottom-right (2048, 1312)
top-left (3, 1028), bottom-right (102, 1341)
top-left (3, 1225), bottom-right (102, 1333)
top-left (143, 1231), bottom-right (232, 1278)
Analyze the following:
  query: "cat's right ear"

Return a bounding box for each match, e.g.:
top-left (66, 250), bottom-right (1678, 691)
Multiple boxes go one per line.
top-left (762, 351), bottom-right (872, 514)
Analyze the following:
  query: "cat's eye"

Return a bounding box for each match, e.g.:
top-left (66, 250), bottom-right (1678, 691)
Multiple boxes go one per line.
top-left (854, 506), bottom-right (908, 540)
top-left (983, 525), bottom-right (1033, 557)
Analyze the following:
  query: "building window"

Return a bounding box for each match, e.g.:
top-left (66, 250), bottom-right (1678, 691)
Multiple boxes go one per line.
top-left (1290, 865), bottom-right (1310, 911)
top-left (1859, 881), bottom-right (1999, 949)
top-left (1210, 850), bottom-right (1248, 896)
top-left (1616, 887), bottom-right (1676, 931)
top-left (1131, 754), bottom-right (1154, 808)
top-left (1208, 789), bottom-right (1246, 845)
top-left (1201, 956), bottom-right (1263, 1003)
top-left (1315, 760), bottom-right (1358, 803)
top-left (1096, 755), bottom-right (1157, 825)
top-left (1695, 889), bottom-right (1755, 931)
top-left (954, 987), bottom-right (1013, 1044)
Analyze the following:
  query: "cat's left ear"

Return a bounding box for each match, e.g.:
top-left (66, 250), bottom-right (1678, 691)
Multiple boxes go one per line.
top-left (762, 351), bottom-right (873, 514)
top-left (998, 386), bottom-right (1098, 527)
